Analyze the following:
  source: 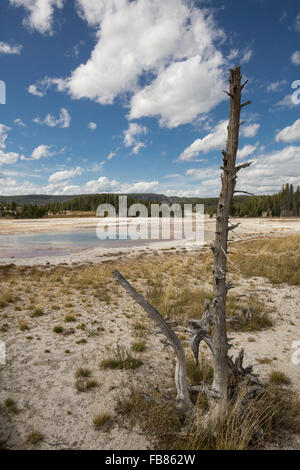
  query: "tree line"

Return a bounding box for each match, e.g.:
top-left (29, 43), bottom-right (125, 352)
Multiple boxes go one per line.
top-left (0, 184), bottom-right (299, 219)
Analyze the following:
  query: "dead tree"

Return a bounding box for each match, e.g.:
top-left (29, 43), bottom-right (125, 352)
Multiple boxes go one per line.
top-left (113, 66), bottom-right (260, 423)
top-left (210, 66), bottom-right (251, 421)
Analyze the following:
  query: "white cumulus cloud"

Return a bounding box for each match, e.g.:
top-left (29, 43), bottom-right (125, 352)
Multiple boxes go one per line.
top-left (274, 94), bottom-right (297, 109)
top-left (237, 145), bottom-right (300, 194)
top-left (49, 166), bottom-right (83, 183)
top-left (241, 123), bottom-right (260, 138)
top-left (0, 124), bottom-right (23, 167)
top-left (0, 124), bottom-right (10, 149)
top-left (10, 0), bottom-right (64, 35)
top-left (41, 0), bottom-right (226, 128)
top-left (291, 51), bottom-right (300, 65)
top-left (178, 119), bottom-right (260, 162)
top-left (28, 84), bottom-right (45, 97)
top-left (290, 12), bottom-right (300, 33)
top-left (0, 150), bottom-right (20, 166)
top-left (178, 120), bottom-right (227, 161)
top-left (14, 118), bottom-right (26, 127)
top-left (28, 77), bottom-right (66, 97)
top-left (266, 80), bottom-right (287, 93)
top-left (0, 41), bottom-right (22, 54)
top-left (237, 143), bottom-right (258, 160)
top-left (275, 118), bottom-right (300, 143)
top-left (129, 53), bottom-right (225, 128)
top-left (33, 108), bottom-right (71, 128)
top-left (88, 122), bottom-right (97, 131)
top-left (241, 48), bottom-right (253, 64)
top-left (30, 145), bottom-right (56, 160)
top-left (123, 123), bottom-right (147, 154)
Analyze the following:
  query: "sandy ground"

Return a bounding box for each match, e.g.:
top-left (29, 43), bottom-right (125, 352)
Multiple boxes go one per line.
top-left (0, 218), bottom-right (300, 450)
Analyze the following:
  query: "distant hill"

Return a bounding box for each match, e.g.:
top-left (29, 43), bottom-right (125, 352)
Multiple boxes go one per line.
top-left (0, 194), bottom-right (78, 206)
top-left (0, 193), bottom-right (223, 206)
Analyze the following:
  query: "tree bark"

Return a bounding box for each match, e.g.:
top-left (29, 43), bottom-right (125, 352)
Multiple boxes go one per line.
top-left (211, 66), bottom-right (249, 420)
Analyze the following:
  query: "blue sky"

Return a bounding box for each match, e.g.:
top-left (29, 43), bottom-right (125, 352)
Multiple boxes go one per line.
top-left (0, 0), bottom-right (300, 197)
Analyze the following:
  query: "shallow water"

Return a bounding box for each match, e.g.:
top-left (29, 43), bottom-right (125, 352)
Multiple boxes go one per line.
top-left (0, 224), bottom-right (214, 260)
top-left (0, 229), bottom-right (150, 259)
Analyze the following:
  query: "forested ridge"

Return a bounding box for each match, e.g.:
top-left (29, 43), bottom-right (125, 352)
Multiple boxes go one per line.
top-left (0, 184), bottom-right (299, 218)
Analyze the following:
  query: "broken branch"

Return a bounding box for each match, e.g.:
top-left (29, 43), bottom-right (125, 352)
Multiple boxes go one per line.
top-left (113, 269), bottom-right (193, 411)
top-left (240, 100), bottom-right (251, 108)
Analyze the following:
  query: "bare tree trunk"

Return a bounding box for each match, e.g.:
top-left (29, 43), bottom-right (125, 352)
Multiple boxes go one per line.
top-left (211, 66), bottom-right (250, 420)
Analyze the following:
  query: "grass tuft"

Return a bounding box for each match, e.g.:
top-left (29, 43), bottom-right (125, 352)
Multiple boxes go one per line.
top-left (53, 326), bottom-right (64, 334)
top-left (93, 413), bottom-right (111, 430)
top-left (269, 371), bottom-right (291, 385)
top-left (31, 308), bottom-right (44, 318)
top-left (4, 398), bottom-right (18, 414)
top-left (131, 340), bottom-right (146, 353)
top-left (101, 345), bottom-right (143, 370)
top-left (26, 430), bottom-right (43, 445)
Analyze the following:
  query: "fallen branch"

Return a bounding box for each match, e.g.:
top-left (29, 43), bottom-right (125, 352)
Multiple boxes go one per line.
top-left (113, 269), bottom-right (193, 411)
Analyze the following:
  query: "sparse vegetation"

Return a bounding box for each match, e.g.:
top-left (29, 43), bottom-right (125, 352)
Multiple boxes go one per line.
top-left (131, 340), bottom-right (146, 352)
top-left (18, 319), bottom-right (29, 331)
top-left (231, 235), bottom-right (300, 286)
top-left (93, 413), bottom-right (111, 430)
top-left (269, 371), bottom-right (291, 385)
top-left (101, 346), bottom-right (143, 370)
top-left (257, 357), bottom-right (272, 365)
top-left (0, 290), bottom-right (14, 308)
top-left (76, 338), bottom-right (87, 344)
top-left (75, 368), bottom-right (91, 378)
top-left (53, 326), bottom-right (64, 334)
top-left (4, 398), bottom-right (18, 414)
top-left (31, 308), bottom-right (44, 318)
top-left (86, 380), bottom-right (98, 390)
top-left (0, 232), bottom-right (299, 449)
top-left (74, 369), bottom-right (98, 392)
top-left (186, 356), bottom-right (214, 387)
top-left (116, 385), bottom-right (284, 450)
top-left (26, 430), bottom-right (43, 445)
top-left (0, 323), bottom-right (8, 332)
top-left (65, 315), bottom-right (76, 322)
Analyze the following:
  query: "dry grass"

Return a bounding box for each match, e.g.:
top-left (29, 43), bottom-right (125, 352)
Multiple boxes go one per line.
top-left (116, 383), bottom-right (284, 450)
top-left (175, 388), bottom-right (280, 450)
top-left (131, 340), bottom-right (146, 353)
top-left (117, 382), bottom-right (291, 450)
top-left (26, 430), bottom-right (43, 445)
top-left (147, 280), bottom-right (271, 332)
top-left (116, 388), bottom-right (185, 448)
top-left (0, 289), bottom-right (15, 308)
top-left (269, 371), bottom-right (291, 385)
top-left (75, 368), bottom-right (91, 378)
top-left (230, 235), bottom-right (300, 285)
top-left (100, 345), bottom-right (143, 370)
top-left (186, 355), bottom-right (214, 387)
top-left (4, 398), bottom-right (18, 414)
top-left (75, 368), bottom-right (98, 392)
top-left (93, 413), bottom-right (112, 430)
